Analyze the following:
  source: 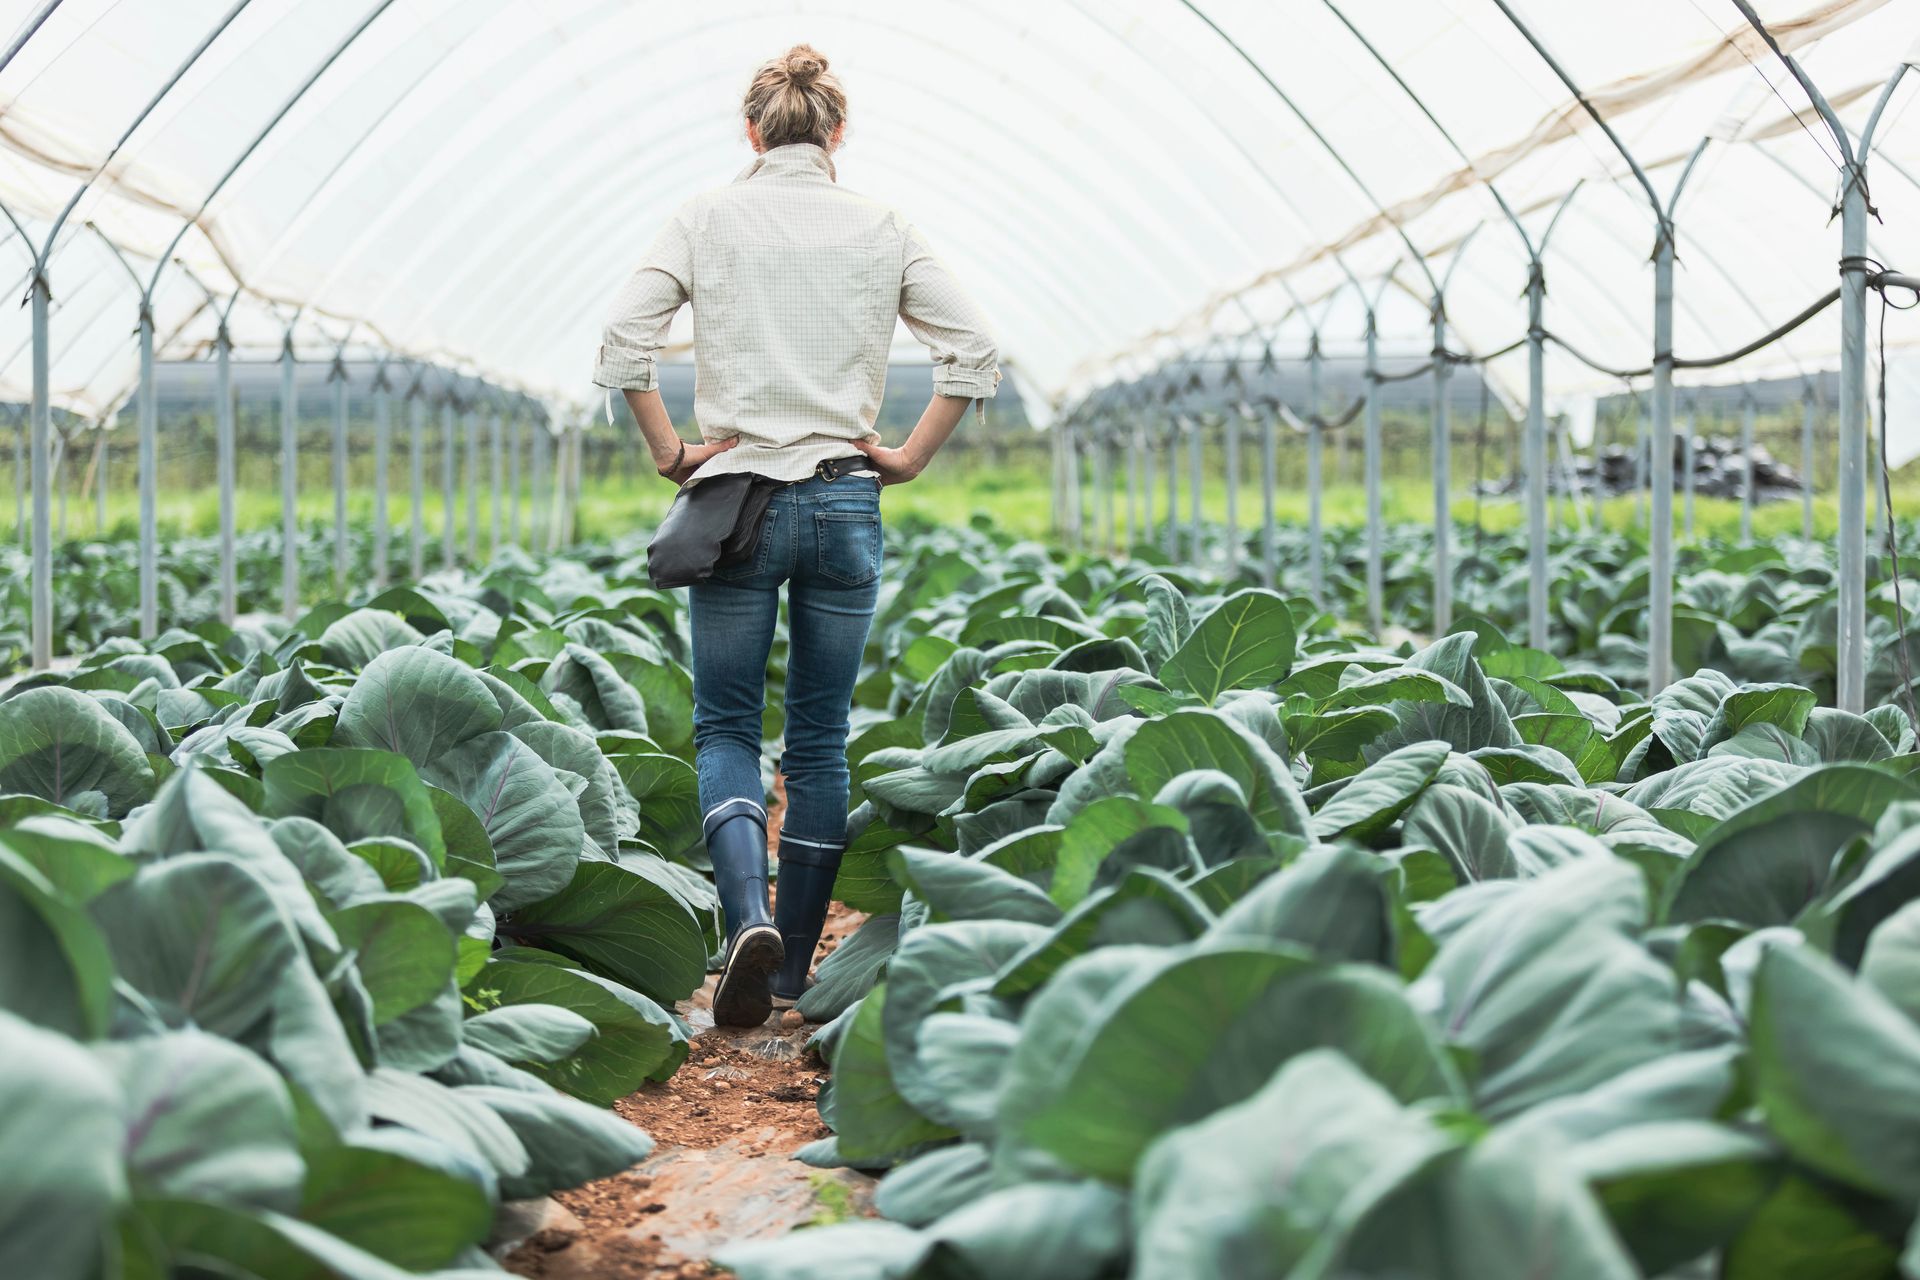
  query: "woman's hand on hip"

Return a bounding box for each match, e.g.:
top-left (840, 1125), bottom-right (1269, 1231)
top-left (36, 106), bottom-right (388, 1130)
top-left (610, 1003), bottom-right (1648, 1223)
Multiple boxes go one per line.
top-left (660, 436), bottom-right (738, 485)
top-left (850, 439), bottom-right (922, 486)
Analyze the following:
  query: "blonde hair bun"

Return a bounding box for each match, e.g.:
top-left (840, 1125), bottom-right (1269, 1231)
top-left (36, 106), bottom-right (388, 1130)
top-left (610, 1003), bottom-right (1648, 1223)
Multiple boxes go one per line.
top-left (744, 43), bottom-right (847, 150)
top-left (782, 45), bottom-right (828, 86)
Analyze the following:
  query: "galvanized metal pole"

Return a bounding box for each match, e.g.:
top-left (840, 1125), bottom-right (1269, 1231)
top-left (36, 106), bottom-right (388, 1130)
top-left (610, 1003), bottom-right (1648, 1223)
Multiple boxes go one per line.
top-left (279, 329), bottom-right (299, 620)
top-left (372, 369), bottom-right (390, 589)
top-left (1223, 412), bottom-right (1241, 574)
top-left (28, 276), bottom-right (48, 671)
top-left (215, 321), bottom-right (236, 623)
top-left (1126, 417), bottom-right (1142, 551)
top-left (1740, 394), bottom-right (1756, 546)
top-left (137, 301), bottom-right (157, 639)
top-left (1163, 422), bottom-right (1178, 558)
top-left (1801, 395), bottom-right (1815, 540)
top-left (1364, 314), bottom-right (1384, 636)
top-left (464, 400), bottom-right (480, 564)
top-left (1259, 403), bottom-right (1278, 589)
top-left (510, 407), bottom-right (524, 547)
top-left (1054, 423), bottom-right (1068, 546)
top-left (1525, 262), bottom-right (1548, 650)
top-left (408, 381), bottom-right (426, 582)
top-left (1187, 417), bottom-right (1204, 566)
top-left (92, 426), bottom-right (105, 533)
top-left (1062, 421), bottom-right (1080, 553)
top-left (560, 427), bottom-right (576, 548)
top-left (1431, 304), bottom-right (1452, 633)
top-left (490, 406), bottom-right (503, 559)
top-left (1307, 336), bottom-right (1324, 606)
top-left (531, 416), bottom-right (548, 554)
top-left (1648, 228), bottom-right (1677, 692)
top-left (1837, 130), bottom-right (1872, 711)
top-left (330, 356), bottom-right (349, 594)
top-left (1096, 428), bottom-right (1114, 555)
top-left (1136, 416), bottom-right (1152, 552)
top-left (441, 392), bottom-right (457, 571)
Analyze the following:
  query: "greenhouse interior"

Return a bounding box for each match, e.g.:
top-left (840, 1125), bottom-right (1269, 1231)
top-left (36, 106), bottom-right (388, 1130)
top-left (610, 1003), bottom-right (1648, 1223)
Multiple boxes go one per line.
top-left (5, 1), bottom-right (1920, 1278)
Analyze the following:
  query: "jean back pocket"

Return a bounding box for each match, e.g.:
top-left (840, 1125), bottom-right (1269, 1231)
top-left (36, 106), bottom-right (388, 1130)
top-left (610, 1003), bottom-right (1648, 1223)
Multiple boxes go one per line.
top-left (814, 510), bottom-right (881, 587)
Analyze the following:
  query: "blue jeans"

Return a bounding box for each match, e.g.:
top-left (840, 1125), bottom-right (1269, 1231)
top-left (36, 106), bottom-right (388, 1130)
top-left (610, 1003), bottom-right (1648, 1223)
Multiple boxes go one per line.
top-left (689, 472), bottom-right (882, 851)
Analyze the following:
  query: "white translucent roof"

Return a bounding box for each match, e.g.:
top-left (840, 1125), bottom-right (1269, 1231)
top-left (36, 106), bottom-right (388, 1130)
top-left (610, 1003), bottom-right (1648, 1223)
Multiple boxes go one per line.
top-left (0, 0), bottom-right (1914, 422)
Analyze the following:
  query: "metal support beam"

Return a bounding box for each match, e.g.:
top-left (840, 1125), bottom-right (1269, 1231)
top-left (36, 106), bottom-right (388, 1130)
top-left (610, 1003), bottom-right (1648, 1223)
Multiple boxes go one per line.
top-left (408, 380), bottom-right (426, 582)
top-left (92, 425), bottom-right (105, 533)
top-left (137, 302), bottom-right (157, 639)
top-left (1649, 228), bottom-right (1677, 692)
top-left (1138, 418), bottom-right (1155, 551)
top-left (330, 356), bottom-right (349, 594)
top-left (215, 321), bottom-right (236, 623)
top-left (1259, 403), bottom-right (1278, 589)
top-left (1223, 412), bottom-right (1241, 575)
top-left (490, 407), bottom-right (503, 559)
top-left (28, 272), bottom-right (48, 671)
top-left (1364, 314), bottom-right (1384, 635)
top-left (510, 408), bottom-right (524, 548)
top-left (1431, 305), bottom-right (1452, 633)
top-left (531, 417), bottom-right (548, 554)
top-left (372, 369), bottom-right (390, 589)
top-left (1839, 167), bottom-right (1872, 710)
top-left (1126, 416), bottom-right (1142, 552)
top-left (279, 329), bottom-right (299, 620)
top-left (1525, 263), bottom-right (1548, 651)
top-left (1307, 336), bottom-right (1324, 605)
top-left (442, 393), bottom-right (457, 571)
top-left (1163, 422), bottom-right (1178, 559)
top-left (1186, 417), bottom-right (1204, 566)
top-left (464, 401), bottom-right (480, 565)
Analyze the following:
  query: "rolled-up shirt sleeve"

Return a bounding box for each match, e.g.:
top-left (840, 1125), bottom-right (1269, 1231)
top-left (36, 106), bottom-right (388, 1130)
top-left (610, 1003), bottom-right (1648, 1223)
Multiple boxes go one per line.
top-left (593, 212), bottom-right (693, 392)
top-left (897, 220), bottom-right (999, 401)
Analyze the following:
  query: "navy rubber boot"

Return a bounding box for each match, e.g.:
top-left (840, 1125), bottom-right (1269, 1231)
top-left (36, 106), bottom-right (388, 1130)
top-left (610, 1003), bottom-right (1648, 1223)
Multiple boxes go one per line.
top-left (704, 801), bottom-right (782, 1027)
top-left (771, 837), bottom-right (843, 1011)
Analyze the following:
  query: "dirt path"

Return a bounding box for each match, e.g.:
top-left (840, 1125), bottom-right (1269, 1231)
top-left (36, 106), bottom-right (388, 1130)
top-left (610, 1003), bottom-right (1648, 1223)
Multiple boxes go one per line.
top-left (499, 781), bottom-right (873, 1279)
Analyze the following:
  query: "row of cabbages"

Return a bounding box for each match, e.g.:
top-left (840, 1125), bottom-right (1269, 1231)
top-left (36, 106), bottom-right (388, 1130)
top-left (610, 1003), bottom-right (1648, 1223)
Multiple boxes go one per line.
top-left (717, 526), bottom-right (1920, 1280)
top-left (1, 553), bottom-right (720, 1279)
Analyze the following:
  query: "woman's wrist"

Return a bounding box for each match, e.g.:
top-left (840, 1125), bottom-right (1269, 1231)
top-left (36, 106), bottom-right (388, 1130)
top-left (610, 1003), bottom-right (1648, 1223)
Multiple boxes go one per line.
top-left (656, 440), bottom-right (686, 476)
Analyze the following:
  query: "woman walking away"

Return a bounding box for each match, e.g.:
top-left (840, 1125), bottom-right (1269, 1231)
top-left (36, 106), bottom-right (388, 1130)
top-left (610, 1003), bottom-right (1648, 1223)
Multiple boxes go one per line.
top-left (592, 44), bottom-right (999, 1027)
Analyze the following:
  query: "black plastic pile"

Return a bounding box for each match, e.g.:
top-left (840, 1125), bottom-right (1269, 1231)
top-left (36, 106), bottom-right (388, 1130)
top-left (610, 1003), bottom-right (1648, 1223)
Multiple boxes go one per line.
top-left (1477, 435), bottom-right (1805, 501)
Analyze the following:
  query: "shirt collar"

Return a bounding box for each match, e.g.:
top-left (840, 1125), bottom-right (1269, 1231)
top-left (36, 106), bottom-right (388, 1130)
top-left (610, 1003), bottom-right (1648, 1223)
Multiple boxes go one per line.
top-left (735, 142), bottom-right (837, 184)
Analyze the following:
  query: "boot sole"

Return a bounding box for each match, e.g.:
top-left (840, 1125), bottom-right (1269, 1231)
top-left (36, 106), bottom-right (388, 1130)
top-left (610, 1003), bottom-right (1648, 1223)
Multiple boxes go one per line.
top-left (713, 925), bottom-right (784, 1028)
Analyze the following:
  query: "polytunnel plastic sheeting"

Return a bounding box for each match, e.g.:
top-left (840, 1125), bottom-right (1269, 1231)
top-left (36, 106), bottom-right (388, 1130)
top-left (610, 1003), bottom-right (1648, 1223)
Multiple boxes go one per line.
top-left (0, 0), bottom-right (1913, 422)
top-left (1075, 0), bottom-right (1920, 406)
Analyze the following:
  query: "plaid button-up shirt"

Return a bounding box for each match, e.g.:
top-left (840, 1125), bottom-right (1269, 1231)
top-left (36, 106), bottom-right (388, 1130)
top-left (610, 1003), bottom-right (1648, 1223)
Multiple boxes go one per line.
top-left (592, 143), bottom-right (1000, 483)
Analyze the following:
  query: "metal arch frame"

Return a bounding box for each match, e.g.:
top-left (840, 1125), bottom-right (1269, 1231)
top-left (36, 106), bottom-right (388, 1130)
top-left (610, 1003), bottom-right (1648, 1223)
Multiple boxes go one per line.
top-left (7, 0), bottom-right (395, 661)
top-left (14, 1), bottom-right (252, 661)
top-left (471, 132), bottom-right (1110, 377)
top-left (1105, 0), bottom-right (1485, 630)
top-left (471, 108), bottom-right (1189, 368)
top-left (1728, 0), bottom-right (1913, 711)
top-left (355, 53), bottom-right (1259, 376)
top-left (1319, 0), bottom-right (1584, 644)
top-left (232, 5), bottom-right (1255, 381)
top-left (1492, 0), bottom-right (1710, 692)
